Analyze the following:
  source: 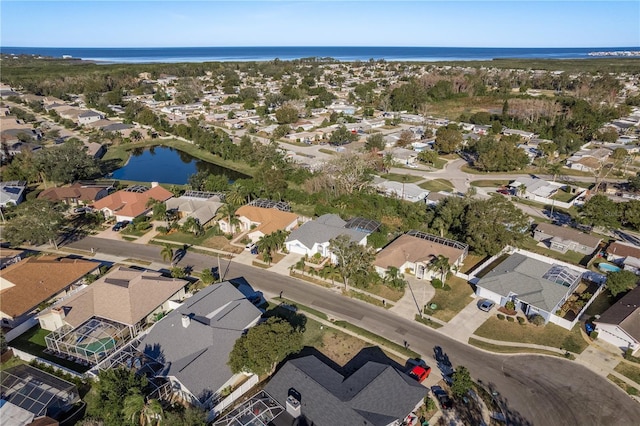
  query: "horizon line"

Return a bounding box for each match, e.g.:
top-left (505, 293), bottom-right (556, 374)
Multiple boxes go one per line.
top-left (3, 45), bottom-right (640, 49)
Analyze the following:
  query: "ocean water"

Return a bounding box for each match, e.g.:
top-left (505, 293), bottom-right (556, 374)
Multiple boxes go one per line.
top-left (2, 46), bottom-right (638, 64)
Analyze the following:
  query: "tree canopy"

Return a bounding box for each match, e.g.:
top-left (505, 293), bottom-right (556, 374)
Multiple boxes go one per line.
top-left (606, 270), bottom-right (639, 297)
top-left (329, 234), bottom-right (376, 289)
top-left (228, 317), bottom-right (303, 376)
top-left (3, 199), bottom-right (65, 248)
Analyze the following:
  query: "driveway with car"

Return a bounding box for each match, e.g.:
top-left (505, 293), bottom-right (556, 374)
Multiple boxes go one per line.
top-left (439, 297), bottom-right (494, 343)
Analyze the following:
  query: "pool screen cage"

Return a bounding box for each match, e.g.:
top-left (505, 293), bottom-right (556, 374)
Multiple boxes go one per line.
top-left (45, 317), bottom-right (132, 365)
top-left (0, 364), bottom-right (79, 418)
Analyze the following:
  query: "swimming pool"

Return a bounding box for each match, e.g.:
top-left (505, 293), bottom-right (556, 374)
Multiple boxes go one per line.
top-left (598, 263), bottom-right (621, 273)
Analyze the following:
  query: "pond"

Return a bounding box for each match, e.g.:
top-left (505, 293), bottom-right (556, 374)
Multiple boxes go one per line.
top-left (111, 146), bottom-right (249, 185)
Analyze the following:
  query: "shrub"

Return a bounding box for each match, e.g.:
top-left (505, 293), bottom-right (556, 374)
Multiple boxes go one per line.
top-left (156, 226), bottom-right (168, 235)
top-left (530, 314), bottom-right (545, 326)
top-left (628, 387), bottom-right (639, 396)
top-left (590, 331), bottom-right (598, 340)
top-left (431, 278), bottom-right (443, 288)
top-left (625, 347), bottom-right (634, 360)
top-left (497, 314), bottom-right (505, 320)
top-left (507, 316), bottom-right (515, 322)
top-left (425, 396), bottom-right (436, 411)
top-left (517, 317), bottom-right (525, 325)
top-left (505, 300), bottom-right (516, 311)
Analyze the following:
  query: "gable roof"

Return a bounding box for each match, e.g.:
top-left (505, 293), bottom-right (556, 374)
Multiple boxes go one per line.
top-left (607, 242), bottom-right (640, 259)
top-left (534, 223), bottom-right (602, 248)
top-left (285, 214), bottom-right (365, 249)
top-left (374, 234), bottom-right (466, 269)
top-left (235, 205), bottom-right (298, 235)
top-left (264, 355), bottom-right (427, 426)
top-left (596, 285), bottom-right (640, 341)
top-left (137, 281), bottom-right (262, 404)
top-left (0, 256), bottom-right (98, 319)
top-left (165, 196), bottom-right (223, 225)
top-left (91, 185), bottom-right (172, 218)
top-left (0, 181), bottom-right (26, 205)
top-left (476, 253), bottom-right (581, 312)
top-left (58, 266), bottom-right (187, 328)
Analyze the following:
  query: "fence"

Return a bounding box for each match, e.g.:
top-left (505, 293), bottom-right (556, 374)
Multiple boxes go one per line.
top-left (211, 374), bottom-right (259, 419)
top-left (9, 347), bottom-right (85, 379)
top-left (4, 317), bottom-right (38, 342)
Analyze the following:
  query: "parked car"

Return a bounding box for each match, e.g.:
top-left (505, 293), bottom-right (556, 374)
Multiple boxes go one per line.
top-left (408, 365), bottom-right (431, 383)
top-left (73, 206), bottom-right (93, 214)
top-left (478, 299), bottom-right (495, 312)
top-left (112, 220), bottom-right (130, 232)
top-left (432, 386), bottom-right (453, 410)
top-left (496, 188), bottom-right (511, 195)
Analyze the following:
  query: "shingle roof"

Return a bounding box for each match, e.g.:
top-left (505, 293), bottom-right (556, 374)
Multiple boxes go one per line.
top-left (534, 223), bottom-right (602, 249)
top-left (264, 355), bottom-right (426, 426)
top-left (374, 234), bottom-right (465, 269)
top-left (236, 205), bottom-right (298, 235)
top-left (285, 214), bottom-right (365, 249)
top-left (596, 285), bottom-right (640, 341)
top-left (137, 281), bottom-right (262, 404)
top-left (58, 266), bottom-right (187, 327)
top-left (476, 253), bottom-right (579, 312)
top-left (91, 185), bottom-right (172, 218)
top-left (166, 196), bottom-right (222, 225)
top-left (607, 242), bottom-right (640, 259)
top-left (0, 256), bottom-right (98, 319)
top-left (38, 182), bottom-right (106, 203)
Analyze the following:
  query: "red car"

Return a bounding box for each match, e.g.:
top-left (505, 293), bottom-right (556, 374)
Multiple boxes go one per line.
top-left (408, 365), bottom-right (431, 383)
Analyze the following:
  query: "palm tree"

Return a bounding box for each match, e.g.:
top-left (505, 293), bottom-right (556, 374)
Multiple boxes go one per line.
top-left (160, 244), bottom-right (174, 266)
top-left (226, 185), bottom-right (247, 207)
top-left (130, 130), bottom-right (143, 142)
top-left (123, 393), bottom-right (163, 426)
top-left (518, 184), bottom-right (527, 198)
top-left (428, 255), bottom-right (451, 285)
top-left (182, 216), bottom-right (203, 236)
top-left (547, 163), bottom-right (564, 182)
top-left (262, 249), bottom-right (273, 265)
top-left (294, 257), bottom-right (307, 275)
top-left (218, 203), bottom-right (239, 234)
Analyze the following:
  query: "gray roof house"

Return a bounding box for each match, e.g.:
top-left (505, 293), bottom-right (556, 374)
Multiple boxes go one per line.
top-left (136, 281), bottom-right (262, 408)
top-left (264, 355), bottom-right (427, 426)
top-left (533, 222), bottom-right (602, 255)
top-left (475, 252), bottom-right (585, 328)
top-left (165, 192), bottom-right (223, 226)
top-left (285, 214), bottom-right (368, 261)
top-left (374, 179), bottom-right (429, 203)
top-left (0, 181), bottom-right (27, 207)
top-left (594, 286), bottom-right (640, 355)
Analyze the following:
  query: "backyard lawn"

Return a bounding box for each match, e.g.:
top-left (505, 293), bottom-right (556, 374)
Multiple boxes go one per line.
top-left (8, 326), bottom-right (90, 373)
top-left (474, 317), bottom-right (589, 354)
top-left (424, 276), bottom-right (474, 322)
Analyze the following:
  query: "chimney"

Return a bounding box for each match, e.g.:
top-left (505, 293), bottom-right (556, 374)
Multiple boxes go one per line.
top-left (151, 182), bottom-right (159, 188)
top-left (52, 307), bottom-right (66, 319)
top-left (181, 314), bottom-right (191, 328)
top-left (286, 395), bottom-right (301, 418)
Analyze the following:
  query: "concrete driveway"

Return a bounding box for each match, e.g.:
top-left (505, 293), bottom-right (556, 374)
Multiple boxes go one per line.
top-left (439, 296), bottom-right (493, 343)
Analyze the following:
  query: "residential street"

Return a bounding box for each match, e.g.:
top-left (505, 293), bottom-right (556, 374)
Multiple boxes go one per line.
top-left (66, 236), bottom-right (640, 425)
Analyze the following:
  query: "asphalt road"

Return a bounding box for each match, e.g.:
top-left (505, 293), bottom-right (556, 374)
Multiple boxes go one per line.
top-left (68, 236), bottom-right (640, 425)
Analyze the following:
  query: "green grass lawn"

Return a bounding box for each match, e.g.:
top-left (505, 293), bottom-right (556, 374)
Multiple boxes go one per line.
top-left (380, 173), bottom-right (423, 183)
top-left (155, 227), bottom-right (221, 246)
top-left (318, 148), bottom-right (337, 155)
top-left (8, 327), bottom-right (90, 373)
top-left (551, 188), bottom-right (577, 203)
top-left (419, 178), bottom-right (454, 192)
top-left (520, 237), bottom-right (591, 266)
top-left (424, 276), bottom-right (474, 322)
top-left (583, 289), bottom-right (616, 319)
top-left (470, 179), bottom-right (511, 188)
top-left (615, 362), bottom-right (640, 385)
top-left (474, 317), bottom-right (588, 353)
top-left (358, 282), bottom-right (404, 302)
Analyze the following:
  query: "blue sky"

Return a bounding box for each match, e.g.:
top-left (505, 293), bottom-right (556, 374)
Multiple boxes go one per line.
top-left (1, 1), bottom-right (638, 48)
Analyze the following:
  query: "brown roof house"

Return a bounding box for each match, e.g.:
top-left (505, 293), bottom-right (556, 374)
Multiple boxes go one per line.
top-left (229, 205), bottom-right (299, 242)
top-left (0, 256), bottom-right (99, 329)
top-left (91, 183), bottom-right (173, 222)
top-left (38, 181), bottom-right (112, 206)
top-left (374, 231), bottom-right (468, 281)
top-left (38, 266), bottom-right (188, 365)
top-left (533, 223), bottom-right (602, 256)
top-left (606, 241), bottom-right (640, 262)
top-left (594, 285), bottom-right (640, 355)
